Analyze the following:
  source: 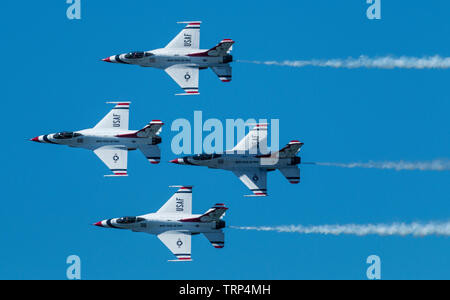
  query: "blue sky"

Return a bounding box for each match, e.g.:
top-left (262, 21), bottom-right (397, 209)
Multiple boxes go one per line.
top-left (1, 1), bottom-right (449, 279)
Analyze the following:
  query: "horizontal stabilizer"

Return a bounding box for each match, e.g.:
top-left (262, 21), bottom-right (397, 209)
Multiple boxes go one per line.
top-left (137, 120), bottom-right (164, 137)
top-left (139, 144), bottom-right (161, 164)
top-left (279, 167), bottom-right (300, 184)
top-left (204, 231), bottom-right (225, 249)
top-left (211, 65), bottom-right (232, 82)
top-left (180, 203), bottom-right (228, 222)
top-left (277, 141), bottom-right (304, 158)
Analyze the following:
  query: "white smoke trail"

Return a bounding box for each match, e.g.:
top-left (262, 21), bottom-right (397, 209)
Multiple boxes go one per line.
top-left (239, 55), bottom-right (450, 69)
top-left (311, 160), bottom-right (450, 171)
top-left (231, 222), bottom-right (450, 237)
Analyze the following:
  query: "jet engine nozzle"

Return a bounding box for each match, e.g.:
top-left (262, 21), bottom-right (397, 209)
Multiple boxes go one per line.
top-left (291, 157), bottom-right (301, 165)
top-left (214, 220), bottom-right (226, 229)
top-left (223, 55), bottom-right (233, 64)
top-left (152, 136), bottom-right (162, 145)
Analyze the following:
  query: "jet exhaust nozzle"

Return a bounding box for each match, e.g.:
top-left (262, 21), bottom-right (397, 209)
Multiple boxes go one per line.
top-left (215, 220), bottom-right (226, 230)
top-left (152, 136), bottom-right (162, 145)
top-left (291, 157), bottom-right (301, 165)
top-left (223, 55), bottom-right (233, 64)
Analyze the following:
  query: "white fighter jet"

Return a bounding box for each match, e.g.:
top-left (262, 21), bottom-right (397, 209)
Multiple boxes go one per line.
top-left (30, 102), bottom-right (163, 177)
top-left (101, 21), bottom-right (234, 95)
top-left (93, 186), bottom-right (227, 262)
top-left (170, 124), bottom-right (303, 196)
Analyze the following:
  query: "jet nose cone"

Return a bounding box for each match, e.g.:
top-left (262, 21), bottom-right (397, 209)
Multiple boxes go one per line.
top-left (170, 158), bottom-right (183, 164)
top-left (93, 221), bottom-right (104, 227)
top-left (102, 56), bottom-right (116, 63)
top-left (30, 136), bottom-right (39, 142)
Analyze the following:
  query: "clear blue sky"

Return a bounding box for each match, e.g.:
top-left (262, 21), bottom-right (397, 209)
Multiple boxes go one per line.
top-left (1, 1), bottom-right (449, 279)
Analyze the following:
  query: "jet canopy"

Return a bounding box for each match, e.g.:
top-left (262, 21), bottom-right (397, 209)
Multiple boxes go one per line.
top-left (192, 154), bottom-right (222, 161)
top-left (116, 216), bottom-right (145, 224)
top-left (53, 132), bottom-right (82, 139)
top-left (124, 52), bottom-right (154, 59)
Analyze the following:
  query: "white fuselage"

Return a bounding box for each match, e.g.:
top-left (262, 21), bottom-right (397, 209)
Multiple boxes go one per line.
top-left (97, 213), bottom-right (224, 236)
top-left (172, 153), bottom-right (301, 171)
top-left (107, 48), bottom-right (231, 69)
top-left (33, 128), bottom-right (161, 150)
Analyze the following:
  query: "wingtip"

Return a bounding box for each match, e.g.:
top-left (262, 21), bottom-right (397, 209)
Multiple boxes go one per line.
top-left (175, 92), bottom-right (200, 96)
top-left (106, 101), bottom-right (132, 104)
top-left (104, 174), bottom-right (129, 177)
top-left (177, 20), bottom-right (202, 24)
top-left (168, 259), bottom-right (193, 262)
top-left (244, 194), bottom-right (268, 197)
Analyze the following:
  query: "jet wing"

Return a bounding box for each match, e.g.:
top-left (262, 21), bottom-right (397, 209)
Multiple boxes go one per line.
top-left (93, 145), bottom-right (128, 177)
top-left (211, 65), bottom-right (232, 82)
top-left (94, 102), bottom-right (130, 130)
top-left (232, 169), bottom-right (267, 196)
top-left (157, 186), bottom-right (192, 215)
top-left (139, 144), bottom-right (161, 164)
top-left (165, 21), bottom-right (200, 50)
top-left (203, 231), bottom-right (225, 249)
top-left (165, 65), bottom-right (199, 95)
top-left (231, 123), bottom-right (268, 154)
top-left (157, 231), bottom-right (192, 261)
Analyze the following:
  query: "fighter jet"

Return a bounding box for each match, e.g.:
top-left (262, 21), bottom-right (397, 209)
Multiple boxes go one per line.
top-left (170, 124), bottom-right (303, 196)
top-left (101, 21), bottom-right (234, 95)
top-left (30, 102), bottom-right (163, 176)
top-left (93, 186), bottom-right (227, 261)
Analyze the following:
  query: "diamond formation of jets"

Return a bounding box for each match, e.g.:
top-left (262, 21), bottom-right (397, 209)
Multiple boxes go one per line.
top-left (101, 21), bottom-right (234, 95)
top-left (30, 102), bottom-right (163, 177)
top-left (93, 186), bottom-right (227, 262)
top-left (170, 124), bottom-right (303, 196)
